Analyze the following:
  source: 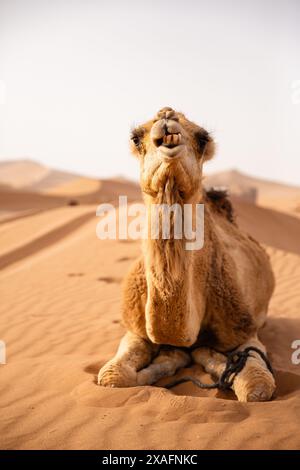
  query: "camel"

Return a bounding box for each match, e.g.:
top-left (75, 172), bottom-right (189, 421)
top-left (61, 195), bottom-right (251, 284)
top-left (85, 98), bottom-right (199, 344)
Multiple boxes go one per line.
top-left (98, 107), bottom-right (276, 402)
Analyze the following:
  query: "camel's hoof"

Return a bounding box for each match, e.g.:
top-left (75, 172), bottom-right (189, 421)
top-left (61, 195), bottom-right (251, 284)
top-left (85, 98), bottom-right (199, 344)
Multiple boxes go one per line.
top-left (98, 361), bottom-right (137, 388)
top-left (234, 370), bottom-right (276, 402)
top-left (245, 383), bottom-right (274, 402)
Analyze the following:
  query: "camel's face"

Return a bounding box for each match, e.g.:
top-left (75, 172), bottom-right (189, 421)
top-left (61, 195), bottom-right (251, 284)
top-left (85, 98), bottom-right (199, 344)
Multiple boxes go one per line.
top-left (130, 107), bottom-right (215, 199)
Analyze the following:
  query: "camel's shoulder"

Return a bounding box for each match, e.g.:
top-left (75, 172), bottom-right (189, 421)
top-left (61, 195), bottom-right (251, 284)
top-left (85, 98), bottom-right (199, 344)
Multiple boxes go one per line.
top-left (204, 188), bottom-right (235, 224)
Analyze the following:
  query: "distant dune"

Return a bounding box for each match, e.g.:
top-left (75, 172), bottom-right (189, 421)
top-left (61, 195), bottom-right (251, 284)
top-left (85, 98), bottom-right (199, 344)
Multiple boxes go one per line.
top-left (0, 159), bottom-right (49, 188)
top-left (0, 160), bottom-right (140, 222)
top-left (0, 187), bottom-right (69, 223)
top-left (0, 159), bottom-right (80, 192)
top-left (205, 169), bottom-right (300, 212)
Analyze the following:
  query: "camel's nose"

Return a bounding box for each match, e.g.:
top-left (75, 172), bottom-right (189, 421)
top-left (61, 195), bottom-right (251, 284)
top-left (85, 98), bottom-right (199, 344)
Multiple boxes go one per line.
top-left (151, 108), bottom-right (182, 151)
top-left (154, 107), bottom-right (179, 122)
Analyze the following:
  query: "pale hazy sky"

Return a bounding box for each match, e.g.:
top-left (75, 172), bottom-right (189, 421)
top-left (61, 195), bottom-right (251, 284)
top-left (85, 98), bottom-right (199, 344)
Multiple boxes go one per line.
top-left (0, 0), bottom-right (299, 184)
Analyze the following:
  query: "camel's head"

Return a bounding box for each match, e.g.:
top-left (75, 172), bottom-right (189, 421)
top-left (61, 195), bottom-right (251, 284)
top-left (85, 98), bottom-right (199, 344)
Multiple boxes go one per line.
top-left (130, 107), bottom-right (215, 200)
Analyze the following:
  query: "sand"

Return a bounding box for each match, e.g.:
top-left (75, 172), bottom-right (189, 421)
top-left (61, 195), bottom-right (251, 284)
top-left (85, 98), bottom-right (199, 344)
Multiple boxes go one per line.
top-left (205, 169), bottom-right (300, 214)
top-left (0, 168), bottom-right (300, 450)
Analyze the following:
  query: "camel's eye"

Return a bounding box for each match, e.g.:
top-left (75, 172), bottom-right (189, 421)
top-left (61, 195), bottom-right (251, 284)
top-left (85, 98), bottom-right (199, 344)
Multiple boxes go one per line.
top-left (195, 129), bottom-right (210, 157)
top-left (130, 127), bottom-right (145, 153)
top-left (131, 135), bottom-right (141, 147)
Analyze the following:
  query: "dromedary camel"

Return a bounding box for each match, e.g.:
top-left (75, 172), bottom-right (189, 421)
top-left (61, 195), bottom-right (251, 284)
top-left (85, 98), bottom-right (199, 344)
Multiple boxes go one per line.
top-left (98, 107), bottom-right (276, 402)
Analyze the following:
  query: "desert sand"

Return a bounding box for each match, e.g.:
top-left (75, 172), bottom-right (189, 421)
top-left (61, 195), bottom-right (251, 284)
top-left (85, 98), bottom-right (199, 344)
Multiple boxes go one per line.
top-left (0, 162), bottom-right (300, 450)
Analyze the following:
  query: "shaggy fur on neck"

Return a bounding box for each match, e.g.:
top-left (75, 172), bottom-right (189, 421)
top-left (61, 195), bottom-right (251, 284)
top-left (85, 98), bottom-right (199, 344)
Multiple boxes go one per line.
top-left (143, 178), bottom-right (202, 346)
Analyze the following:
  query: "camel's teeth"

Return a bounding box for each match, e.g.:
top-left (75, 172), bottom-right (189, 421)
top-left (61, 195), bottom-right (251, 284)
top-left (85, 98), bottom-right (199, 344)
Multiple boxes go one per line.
top-left (162, 133), bottom-right (181, 146)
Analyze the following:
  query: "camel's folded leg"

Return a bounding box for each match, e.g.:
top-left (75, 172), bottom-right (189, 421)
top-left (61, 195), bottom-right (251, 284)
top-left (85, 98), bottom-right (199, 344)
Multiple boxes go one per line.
top-left (136, 349), bottom-right (191, 386)
top-left (98, 332), bottom-right (158, 387)
top-left (192, 336), bottom-right (276, 402)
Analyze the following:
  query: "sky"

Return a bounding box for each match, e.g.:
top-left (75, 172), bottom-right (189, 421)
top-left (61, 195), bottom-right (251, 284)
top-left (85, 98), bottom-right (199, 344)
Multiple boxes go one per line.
top-left (0, 0), bottom-right (299, 185)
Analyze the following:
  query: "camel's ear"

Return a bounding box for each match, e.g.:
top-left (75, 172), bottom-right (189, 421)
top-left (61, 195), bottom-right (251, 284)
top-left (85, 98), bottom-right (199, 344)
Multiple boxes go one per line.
top-left (195, 129), bottom-right (215, 161)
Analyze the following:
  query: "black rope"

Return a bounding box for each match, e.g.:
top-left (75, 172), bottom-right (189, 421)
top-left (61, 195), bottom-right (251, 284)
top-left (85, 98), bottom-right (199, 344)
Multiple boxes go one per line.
top-left (164, 346), bottom-right (274, 391)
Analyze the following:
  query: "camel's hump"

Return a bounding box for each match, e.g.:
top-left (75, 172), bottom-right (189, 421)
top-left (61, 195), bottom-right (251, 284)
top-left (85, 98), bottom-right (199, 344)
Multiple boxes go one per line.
top-left (205, 188), bottom-right (235, 224)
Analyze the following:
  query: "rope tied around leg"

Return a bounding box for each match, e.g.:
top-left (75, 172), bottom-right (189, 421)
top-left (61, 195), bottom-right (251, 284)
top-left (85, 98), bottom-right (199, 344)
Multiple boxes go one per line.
top-left (164, 346), bottom-right (274, 391)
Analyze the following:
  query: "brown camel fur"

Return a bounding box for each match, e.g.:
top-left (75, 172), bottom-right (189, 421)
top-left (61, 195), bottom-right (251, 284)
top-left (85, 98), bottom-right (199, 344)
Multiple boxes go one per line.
top-left (98, 107), bottom-right (276, 402)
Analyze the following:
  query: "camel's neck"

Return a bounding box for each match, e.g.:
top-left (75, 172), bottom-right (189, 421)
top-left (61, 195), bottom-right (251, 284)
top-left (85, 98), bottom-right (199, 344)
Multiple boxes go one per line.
top-left (144, 178), bottom-right (189, 291)
top-left (143, 179), bottom-right (208, 347)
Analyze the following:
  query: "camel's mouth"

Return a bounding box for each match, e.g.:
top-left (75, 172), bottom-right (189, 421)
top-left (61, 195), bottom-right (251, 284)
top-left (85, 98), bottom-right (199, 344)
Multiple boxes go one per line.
top-left (156, 133), bottom-right (184, 159)
top-left (159, 133), bottom-right (182, 148)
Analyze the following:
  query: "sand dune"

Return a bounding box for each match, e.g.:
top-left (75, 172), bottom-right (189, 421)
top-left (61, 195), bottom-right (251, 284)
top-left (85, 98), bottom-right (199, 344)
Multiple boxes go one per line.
top-left (205, 169), bottom-right (300, 213)
top-left (0, 159), bottom-right (140, 201)
top-left (0, 159), bottom-right (77, 191)
top-left (233, 197), bottom-right (300, 256)
top-left (0, 173), bottom-right (140, 224)
top-left (0, 160), bottom-right (50, 188)
top-left (0, 171), bottom-right (300, 450)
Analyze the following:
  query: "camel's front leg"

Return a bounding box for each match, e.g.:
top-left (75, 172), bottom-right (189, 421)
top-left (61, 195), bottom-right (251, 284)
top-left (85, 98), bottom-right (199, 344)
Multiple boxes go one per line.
top-left (192, 336), bottom-right (276, 402)
top-left (136, 348), bottom-right (191, 386)
top-left (98, 332), bottom-right (158, 387)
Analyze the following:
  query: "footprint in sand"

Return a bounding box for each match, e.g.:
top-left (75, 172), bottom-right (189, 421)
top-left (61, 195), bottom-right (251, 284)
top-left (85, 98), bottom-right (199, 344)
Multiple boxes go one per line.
top-left (72, 372), bottom-right (249, 426)
top-left (97, 276), bottom-right (121, 284)
top-left (72, 375), bottom-right (153, 408)
top-left (117, 256), bottom-right (132, 262)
